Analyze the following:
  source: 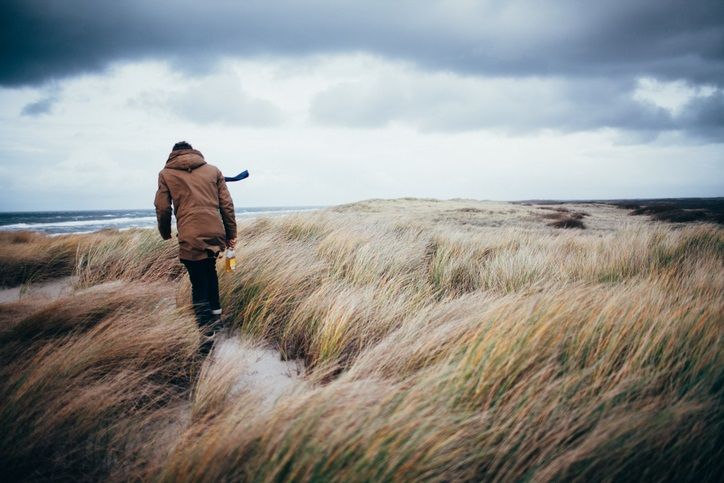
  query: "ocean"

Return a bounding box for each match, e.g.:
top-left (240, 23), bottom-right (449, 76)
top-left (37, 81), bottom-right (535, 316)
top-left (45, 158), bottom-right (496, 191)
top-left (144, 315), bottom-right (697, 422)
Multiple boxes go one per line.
top-left (0, 207), bottom-right (319, 235)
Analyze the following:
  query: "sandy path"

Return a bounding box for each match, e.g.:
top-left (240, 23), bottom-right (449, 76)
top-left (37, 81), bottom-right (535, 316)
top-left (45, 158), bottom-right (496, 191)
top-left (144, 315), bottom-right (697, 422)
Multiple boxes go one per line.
top-left (208, 334), bottom-right (304, 408)
top-left (0, 276), bottom-right (77, 304)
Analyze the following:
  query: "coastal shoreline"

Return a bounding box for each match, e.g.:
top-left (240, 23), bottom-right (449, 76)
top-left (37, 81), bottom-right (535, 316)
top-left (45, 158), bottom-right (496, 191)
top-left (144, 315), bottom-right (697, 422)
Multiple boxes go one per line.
top-left (0, 207), bottom-right (322, 236)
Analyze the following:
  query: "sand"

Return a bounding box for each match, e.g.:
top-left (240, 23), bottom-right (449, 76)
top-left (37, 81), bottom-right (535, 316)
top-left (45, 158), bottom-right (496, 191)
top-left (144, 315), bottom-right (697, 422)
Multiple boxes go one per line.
top-left (211, 335), bottom-right (304, 408)
top-left (0, 276), bottom-right (77, 304)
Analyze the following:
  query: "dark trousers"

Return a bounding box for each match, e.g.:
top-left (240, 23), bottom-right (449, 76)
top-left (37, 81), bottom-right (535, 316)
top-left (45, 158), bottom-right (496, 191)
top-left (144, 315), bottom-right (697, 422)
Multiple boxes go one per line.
top-left (181, 257), bottom-right (220, 328)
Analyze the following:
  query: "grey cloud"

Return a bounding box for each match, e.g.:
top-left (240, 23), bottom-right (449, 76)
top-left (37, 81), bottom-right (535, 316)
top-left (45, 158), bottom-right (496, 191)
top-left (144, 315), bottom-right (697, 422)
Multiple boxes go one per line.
top-left (311, 73), bottom-right (723, 141)
top-left (678, 91), bottom-right (724, 140)
top-left (1, 0), bottom-right (722, 87)
top-left (129, 73), bottom-right (282, 127)
top-left (21, 94), bottom-right (58, 116)
top-left (166, 76), bottom-right (282, 127)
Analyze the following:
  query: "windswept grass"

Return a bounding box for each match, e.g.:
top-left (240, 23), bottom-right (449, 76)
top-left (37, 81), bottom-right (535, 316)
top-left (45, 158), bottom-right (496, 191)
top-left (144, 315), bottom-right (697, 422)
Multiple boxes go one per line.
top-left (1, 199), bottom-right (722, 481)
top-left (0, 229), bottom-right (182, 288)
top-left (75, 229), bottom-right (182, 287)
top-left (218, 209), bottom-right (722, 371)
top-left (0, 282), bottom-right (200, 481)
top-left (0, 231), bottom-right (83, 287)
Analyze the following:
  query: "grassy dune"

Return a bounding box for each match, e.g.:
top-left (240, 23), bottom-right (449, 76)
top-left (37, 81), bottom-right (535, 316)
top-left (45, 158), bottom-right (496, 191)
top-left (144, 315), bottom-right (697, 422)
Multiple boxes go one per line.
top-left (0, 199), bottom-right (722, 481)
top-left (0, 229), bottom-right (181, 288)
top-left (0, 231), bottom-right (83, 287)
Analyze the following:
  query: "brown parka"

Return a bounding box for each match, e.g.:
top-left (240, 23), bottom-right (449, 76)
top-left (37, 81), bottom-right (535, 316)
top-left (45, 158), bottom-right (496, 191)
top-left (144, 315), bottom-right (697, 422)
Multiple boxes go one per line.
top-left (154, 148), bottom-right (237, 261)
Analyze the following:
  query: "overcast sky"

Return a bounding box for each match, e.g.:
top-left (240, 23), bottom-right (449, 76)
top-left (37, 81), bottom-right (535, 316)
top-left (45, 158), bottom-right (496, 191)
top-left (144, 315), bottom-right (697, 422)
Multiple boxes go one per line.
top-left (0, 0), bottom-right (722, 210)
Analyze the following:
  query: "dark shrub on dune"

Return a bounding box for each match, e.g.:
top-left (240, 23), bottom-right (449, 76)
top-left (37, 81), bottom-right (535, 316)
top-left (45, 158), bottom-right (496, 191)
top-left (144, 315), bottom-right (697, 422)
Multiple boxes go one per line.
top-left (652, 209), bottom-right (709, 223)
top-left (549, 217), bottom-right (586, 229)
top-left (538, 206), bottom-right (588, 228)
top-left (614, 198), bottom-right (724, 225)
top-left (630, 204), bottom-right (678, 215)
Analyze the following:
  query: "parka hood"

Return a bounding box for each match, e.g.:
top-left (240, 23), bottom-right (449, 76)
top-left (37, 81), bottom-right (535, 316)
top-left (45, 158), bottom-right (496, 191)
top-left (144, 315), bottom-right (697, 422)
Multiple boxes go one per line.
top-left (165, 149), bottom-right (206, 171)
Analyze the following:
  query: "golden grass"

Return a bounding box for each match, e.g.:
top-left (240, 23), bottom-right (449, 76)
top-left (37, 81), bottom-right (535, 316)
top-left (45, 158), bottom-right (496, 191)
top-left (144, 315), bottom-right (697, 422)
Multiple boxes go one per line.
top-left (0, 282), bottom-right (200, 480)
top-left (0, 199), bottom-right (722, 481)
top-left (0, 231), bottom-right (82, 286)
top-left (0, 229), bottom-right (181, 288)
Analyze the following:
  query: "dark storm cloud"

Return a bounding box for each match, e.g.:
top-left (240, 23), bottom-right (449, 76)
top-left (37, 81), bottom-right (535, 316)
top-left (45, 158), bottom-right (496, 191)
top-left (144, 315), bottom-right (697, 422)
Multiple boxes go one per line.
top-left (679, 90), bottom-right (724, 140)
top-left (2, 0), bottom-right (723, 87)
top-left (2, 0), bottom-right (722, 140)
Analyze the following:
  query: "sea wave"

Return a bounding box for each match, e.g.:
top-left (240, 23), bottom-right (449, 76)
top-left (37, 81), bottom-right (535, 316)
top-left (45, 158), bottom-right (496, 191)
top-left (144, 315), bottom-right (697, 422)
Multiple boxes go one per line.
top-left (0, 208), bottom-right (319, 234)
top-left (0, 216), bottom-right (158, 230)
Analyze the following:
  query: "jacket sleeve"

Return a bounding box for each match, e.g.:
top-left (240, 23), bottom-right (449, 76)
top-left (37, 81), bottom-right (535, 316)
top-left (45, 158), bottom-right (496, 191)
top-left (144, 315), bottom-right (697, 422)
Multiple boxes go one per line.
top-left (217, 169), bottom-right (237, 240)
top-left (154, 173), bottom-right (173, 240)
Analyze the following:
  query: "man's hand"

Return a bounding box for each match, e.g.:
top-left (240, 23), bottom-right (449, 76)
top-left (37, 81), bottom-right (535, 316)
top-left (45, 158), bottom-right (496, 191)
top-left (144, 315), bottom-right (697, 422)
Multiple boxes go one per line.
top-left (227, 238), bottom-right (237, 249)
top-left (154, 173), bottom-right (173, 240)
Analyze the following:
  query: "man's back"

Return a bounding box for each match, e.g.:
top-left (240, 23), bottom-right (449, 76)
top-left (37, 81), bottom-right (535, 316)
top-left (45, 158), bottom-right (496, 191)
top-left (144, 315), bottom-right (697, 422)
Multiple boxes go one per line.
top-left (154, 147), bottom-right (236, 261)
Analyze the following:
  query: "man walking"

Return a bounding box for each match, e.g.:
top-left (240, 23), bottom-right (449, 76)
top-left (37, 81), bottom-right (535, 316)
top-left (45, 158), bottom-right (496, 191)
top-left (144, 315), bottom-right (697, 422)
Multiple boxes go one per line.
top-left (154, 141), bottom-right (236, 353)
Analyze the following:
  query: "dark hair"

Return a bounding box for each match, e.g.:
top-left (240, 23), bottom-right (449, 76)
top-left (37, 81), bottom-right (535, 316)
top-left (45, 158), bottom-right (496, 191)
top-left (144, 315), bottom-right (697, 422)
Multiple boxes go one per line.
top-left (172, 141), bottom-right (192, 151)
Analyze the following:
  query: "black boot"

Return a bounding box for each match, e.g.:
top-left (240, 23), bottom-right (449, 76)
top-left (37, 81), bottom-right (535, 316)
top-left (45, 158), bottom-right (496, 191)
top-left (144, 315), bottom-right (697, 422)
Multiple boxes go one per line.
top-left (199, 333), bottom-right (216, 356)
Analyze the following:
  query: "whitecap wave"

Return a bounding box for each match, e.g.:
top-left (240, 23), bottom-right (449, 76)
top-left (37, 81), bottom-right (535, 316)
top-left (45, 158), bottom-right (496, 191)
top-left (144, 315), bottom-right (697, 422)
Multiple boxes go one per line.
top-left (0, 208), bottom-right (320, 234)
top-left (0, 216), bottom-right (157, 230)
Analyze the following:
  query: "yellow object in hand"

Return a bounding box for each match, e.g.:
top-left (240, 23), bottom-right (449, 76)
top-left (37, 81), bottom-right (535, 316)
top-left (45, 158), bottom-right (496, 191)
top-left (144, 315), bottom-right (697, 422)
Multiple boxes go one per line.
top-left (225, 249), bottom-right (236, 272)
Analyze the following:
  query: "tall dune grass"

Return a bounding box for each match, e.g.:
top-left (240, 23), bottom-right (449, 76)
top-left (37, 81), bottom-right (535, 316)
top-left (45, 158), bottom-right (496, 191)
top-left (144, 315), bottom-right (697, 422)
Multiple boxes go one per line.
top-left (75, 229), bottom-right (182, 287)
top-left (0, 229), bottom-right (182, 288)
top-left (219, 210), bottom-right (722, 371)
top-left (0, 231), bottom-right (83, 286)
top-left (0, 283), bottom-right (199, 480)
top-left (1, 200), bottom-right (722, 481)
top-left (160, 207), bottom-right (721, 481)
